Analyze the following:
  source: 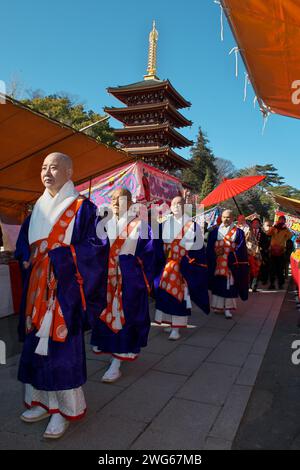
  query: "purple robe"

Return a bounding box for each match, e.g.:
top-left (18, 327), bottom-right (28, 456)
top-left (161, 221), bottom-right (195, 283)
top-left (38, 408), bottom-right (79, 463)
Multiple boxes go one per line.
top-left (154, 221), bottom-right (210, 317)
top-left (207, 227), bottom-right (249, 300)
top-left (15, 199), bottom-right (109, 391)
top-left (91, 224), bottom-right (155, 355)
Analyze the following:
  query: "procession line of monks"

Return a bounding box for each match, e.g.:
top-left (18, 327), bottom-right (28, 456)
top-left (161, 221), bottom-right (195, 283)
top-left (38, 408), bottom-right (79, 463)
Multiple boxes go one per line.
top-left (15, 152), bottom-right (249, 439)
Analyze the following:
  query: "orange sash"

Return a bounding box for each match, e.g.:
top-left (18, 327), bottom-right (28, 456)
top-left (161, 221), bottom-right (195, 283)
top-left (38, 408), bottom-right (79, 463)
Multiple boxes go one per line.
top-left (25, 197), bottom-right (85, 343)
top-left (159, 221), bottom-right (193, 303)
top-left (214, 226), bottom-right (237, 278)
top-left (100, 218), bottom-right (141, 333)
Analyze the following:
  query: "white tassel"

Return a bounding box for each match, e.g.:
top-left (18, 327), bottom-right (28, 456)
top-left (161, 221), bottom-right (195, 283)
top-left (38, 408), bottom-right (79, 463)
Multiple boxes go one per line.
top-left (229, 47), bottom-right (239, 78)
top-left (260, 103), bottom-right (271, 135)
top-left (253, 95), bottom-right (257, 108)
top-left (35, 300), bottom-right (54, 356)
top-left (214, 1), bottom-right (224, 41)
top-left (262, 112), bottom-right (270, 135)
top-left (243, 72), bottom-right (250, 101)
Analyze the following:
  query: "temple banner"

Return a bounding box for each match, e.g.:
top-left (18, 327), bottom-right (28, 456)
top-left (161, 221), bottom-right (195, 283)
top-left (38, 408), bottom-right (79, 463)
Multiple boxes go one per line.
top-left (275, 210), bottom-right (300, 237)
top-left (76, 161), bottom-right (184, 208)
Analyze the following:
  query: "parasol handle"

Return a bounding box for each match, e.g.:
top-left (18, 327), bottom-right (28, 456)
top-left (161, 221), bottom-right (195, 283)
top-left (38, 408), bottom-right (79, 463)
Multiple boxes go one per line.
top-left (232, 196), bottom-right (242, 215)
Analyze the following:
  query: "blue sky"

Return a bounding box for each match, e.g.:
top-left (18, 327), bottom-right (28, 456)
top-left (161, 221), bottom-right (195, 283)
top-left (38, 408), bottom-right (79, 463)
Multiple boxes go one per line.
top-left (1, 0), bottom-right (299, 188)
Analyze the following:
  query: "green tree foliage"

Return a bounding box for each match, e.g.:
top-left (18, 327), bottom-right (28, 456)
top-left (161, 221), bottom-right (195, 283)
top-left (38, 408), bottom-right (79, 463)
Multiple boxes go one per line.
top-left (183, 127), bottom-right (218, 195)
top-left (237, 163), bottom-right (285, 187)
top-left (21, 92), bottom-right (116, 147)
top-left (200, 168), bottom-right (215, 200)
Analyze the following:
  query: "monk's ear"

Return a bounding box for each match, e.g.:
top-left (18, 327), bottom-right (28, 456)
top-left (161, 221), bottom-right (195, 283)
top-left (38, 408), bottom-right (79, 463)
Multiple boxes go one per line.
top-left (66, 167), bottom-right (73, 179)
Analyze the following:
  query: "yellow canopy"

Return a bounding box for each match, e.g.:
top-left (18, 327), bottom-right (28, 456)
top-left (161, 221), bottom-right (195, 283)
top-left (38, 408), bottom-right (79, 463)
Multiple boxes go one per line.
top-left (273, 194), bottom-right (300, 214)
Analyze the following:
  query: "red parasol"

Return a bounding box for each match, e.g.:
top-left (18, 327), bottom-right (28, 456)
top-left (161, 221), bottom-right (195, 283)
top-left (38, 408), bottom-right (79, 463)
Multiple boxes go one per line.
top-left (200, 175), bottom-right (266, 212)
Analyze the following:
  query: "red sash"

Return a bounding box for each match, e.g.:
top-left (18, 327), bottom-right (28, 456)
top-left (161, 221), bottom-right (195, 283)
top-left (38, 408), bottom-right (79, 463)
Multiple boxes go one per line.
top-left (214, 226), bottom-right (237, 277)
top-left (159, 221), bottom-right (193, 303)
top-left (100, 218), bottom-right (141, 333)
top-left (25, 197), bottom-right (85, 343)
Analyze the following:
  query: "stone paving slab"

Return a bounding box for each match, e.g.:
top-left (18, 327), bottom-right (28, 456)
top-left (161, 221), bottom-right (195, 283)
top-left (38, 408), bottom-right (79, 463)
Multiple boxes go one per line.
top-left (176, 362), bottom-right (241, 406)
top-left (130, 398), bottom-right (220, 450)
top-left (203, 436), bottom-right (232, 450)
top-left (88, 351), bottom-right (164, 388)
top-left (153, 344), bottom-right (211, 376)
top-left (235, 353), bottom-right (264, 387)
top-left (54, 413), bottom-right (147, 450)
top-left (207, 340), bottom-right (253, 367)
top-left (208, 384), bottom-right (252, 441)
top-left (101, 370), bottom-right (186, 423)
top-left (183, 326), bottom-right (228, 348)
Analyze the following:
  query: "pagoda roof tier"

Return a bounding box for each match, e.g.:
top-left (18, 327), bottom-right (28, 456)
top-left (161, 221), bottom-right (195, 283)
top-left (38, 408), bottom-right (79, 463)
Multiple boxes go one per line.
top-left (125, 146), bottom-right (191, 169)
top-left (107, 79), bottom-right (191, 109)
top-left (104, 101), bottom-right (192, 128)
top-left (113, 123), bottom-right (193, 149)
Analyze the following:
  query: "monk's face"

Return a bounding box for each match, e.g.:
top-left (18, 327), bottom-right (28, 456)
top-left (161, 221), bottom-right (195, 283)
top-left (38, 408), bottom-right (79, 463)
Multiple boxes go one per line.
top-left (111, 191), bottom-right (132, 218)
top-left (41, 154), bottom-right (71, 195)
top-left (171, 197), bottom-right (184, 218)
top-left (222, 210), bottom-right (233, 227)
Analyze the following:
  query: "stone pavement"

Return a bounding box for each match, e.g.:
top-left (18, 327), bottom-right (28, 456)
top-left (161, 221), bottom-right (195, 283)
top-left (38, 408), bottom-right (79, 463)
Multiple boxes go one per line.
top-left (233, 286), bottom-right (300, 450)
top-left (0, 287), bottom-right (286, 450)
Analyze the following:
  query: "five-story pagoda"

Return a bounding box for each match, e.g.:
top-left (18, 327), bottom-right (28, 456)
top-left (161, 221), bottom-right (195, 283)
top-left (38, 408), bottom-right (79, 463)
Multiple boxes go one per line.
top-left (104, 21), bottom-right (192, 172)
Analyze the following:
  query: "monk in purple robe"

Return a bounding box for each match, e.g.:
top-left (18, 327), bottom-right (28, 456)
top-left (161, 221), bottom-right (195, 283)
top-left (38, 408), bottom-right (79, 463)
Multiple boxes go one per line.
top-left (207, 209), bottom-right (249, 319)
top-left (15, 152), bottom-right (109, 439)
top-left (154, 196), bottom-right (210, 340)
top-left (91, 188), bottom-right (155, 383)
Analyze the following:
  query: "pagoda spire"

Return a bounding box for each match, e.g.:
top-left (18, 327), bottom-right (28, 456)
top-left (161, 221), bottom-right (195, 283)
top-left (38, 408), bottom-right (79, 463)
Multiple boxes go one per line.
top-left (144, 20), bottom-right (159, 81)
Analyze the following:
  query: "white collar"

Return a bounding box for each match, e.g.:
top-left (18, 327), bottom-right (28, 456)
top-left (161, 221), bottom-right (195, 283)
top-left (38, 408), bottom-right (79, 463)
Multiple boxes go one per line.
top-left (218, 223), bottom-right (236, 240)
top-left (28, 180), bottom-right (79, 244)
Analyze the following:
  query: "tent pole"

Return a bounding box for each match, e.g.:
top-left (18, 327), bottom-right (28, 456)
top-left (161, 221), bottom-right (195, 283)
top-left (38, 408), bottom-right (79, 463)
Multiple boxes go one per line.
top-left (232, 196), bottom-right (242, 215)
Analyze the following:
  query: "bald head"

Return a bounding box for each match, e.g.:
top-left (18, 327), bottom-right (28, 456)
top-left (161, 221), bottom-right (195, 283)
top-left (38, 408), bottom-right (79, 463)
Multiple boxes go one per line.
top-left (222, 209), bottom-right (234, 227)
top-left (171, 196), bottom-right (184, 218)
top-left (41, 152), bottom-right (73, 196)
top-left (111, 187), bottom-right (133, 218)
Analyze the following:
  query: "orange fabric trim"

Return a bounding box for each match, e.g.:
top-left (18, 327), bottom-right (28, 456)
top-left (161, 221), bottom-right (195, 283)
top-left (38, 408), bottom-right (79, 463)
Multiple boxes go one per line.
top-left (214, 227), bottom-right (237, 278)
top-left (136, 256), bottom-right (151, 294)
top-left (100, 218), bottom-right (140, 333)
top-left (159, 221), bottom-right (193, 302)
top-left (186, 255), bottom-right (207, 268)
top-left (26, 197), bottom-right (84, 343)
top-left (70, 244), bottom-right (86, 311)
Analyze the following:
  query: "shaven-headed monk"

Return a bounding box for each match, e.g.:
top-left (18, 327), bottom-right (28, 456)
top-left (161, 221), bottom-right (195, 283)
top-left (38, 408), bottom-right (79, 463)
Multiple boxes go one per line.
top-left (91, 188), bottom-right (155, 383)
top-left (15, 152), bottom-right (109, 439)
top-left (154, 196), bottom-right (210, 340)
top-left (207, 209), bottom-right (249, 319)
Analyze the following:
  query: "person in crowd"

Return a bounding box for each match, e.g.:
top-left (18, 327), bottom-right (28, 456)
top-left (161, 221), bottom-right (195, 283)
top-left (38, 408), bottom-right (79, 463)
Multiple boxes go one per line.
top-left (91, 188), bottom-right (155, 383)
top-left (268, 215), bottom-right (292, 290)
top-left (207, 209), bottom-right (249, 319)
top-left (259, 220), bottom-right (272, 286)
top-left (154, 196), bottom-right (210, 340)
top-left (15, 152), bottom-right (109, 439)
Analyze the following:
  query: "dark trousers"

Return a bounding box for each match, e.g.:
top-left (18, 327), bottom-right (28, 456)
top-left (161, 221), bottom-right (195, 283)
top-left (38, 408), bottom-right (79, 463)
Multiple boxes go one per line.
top-left (270, 255), bottom-right (285, 287)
